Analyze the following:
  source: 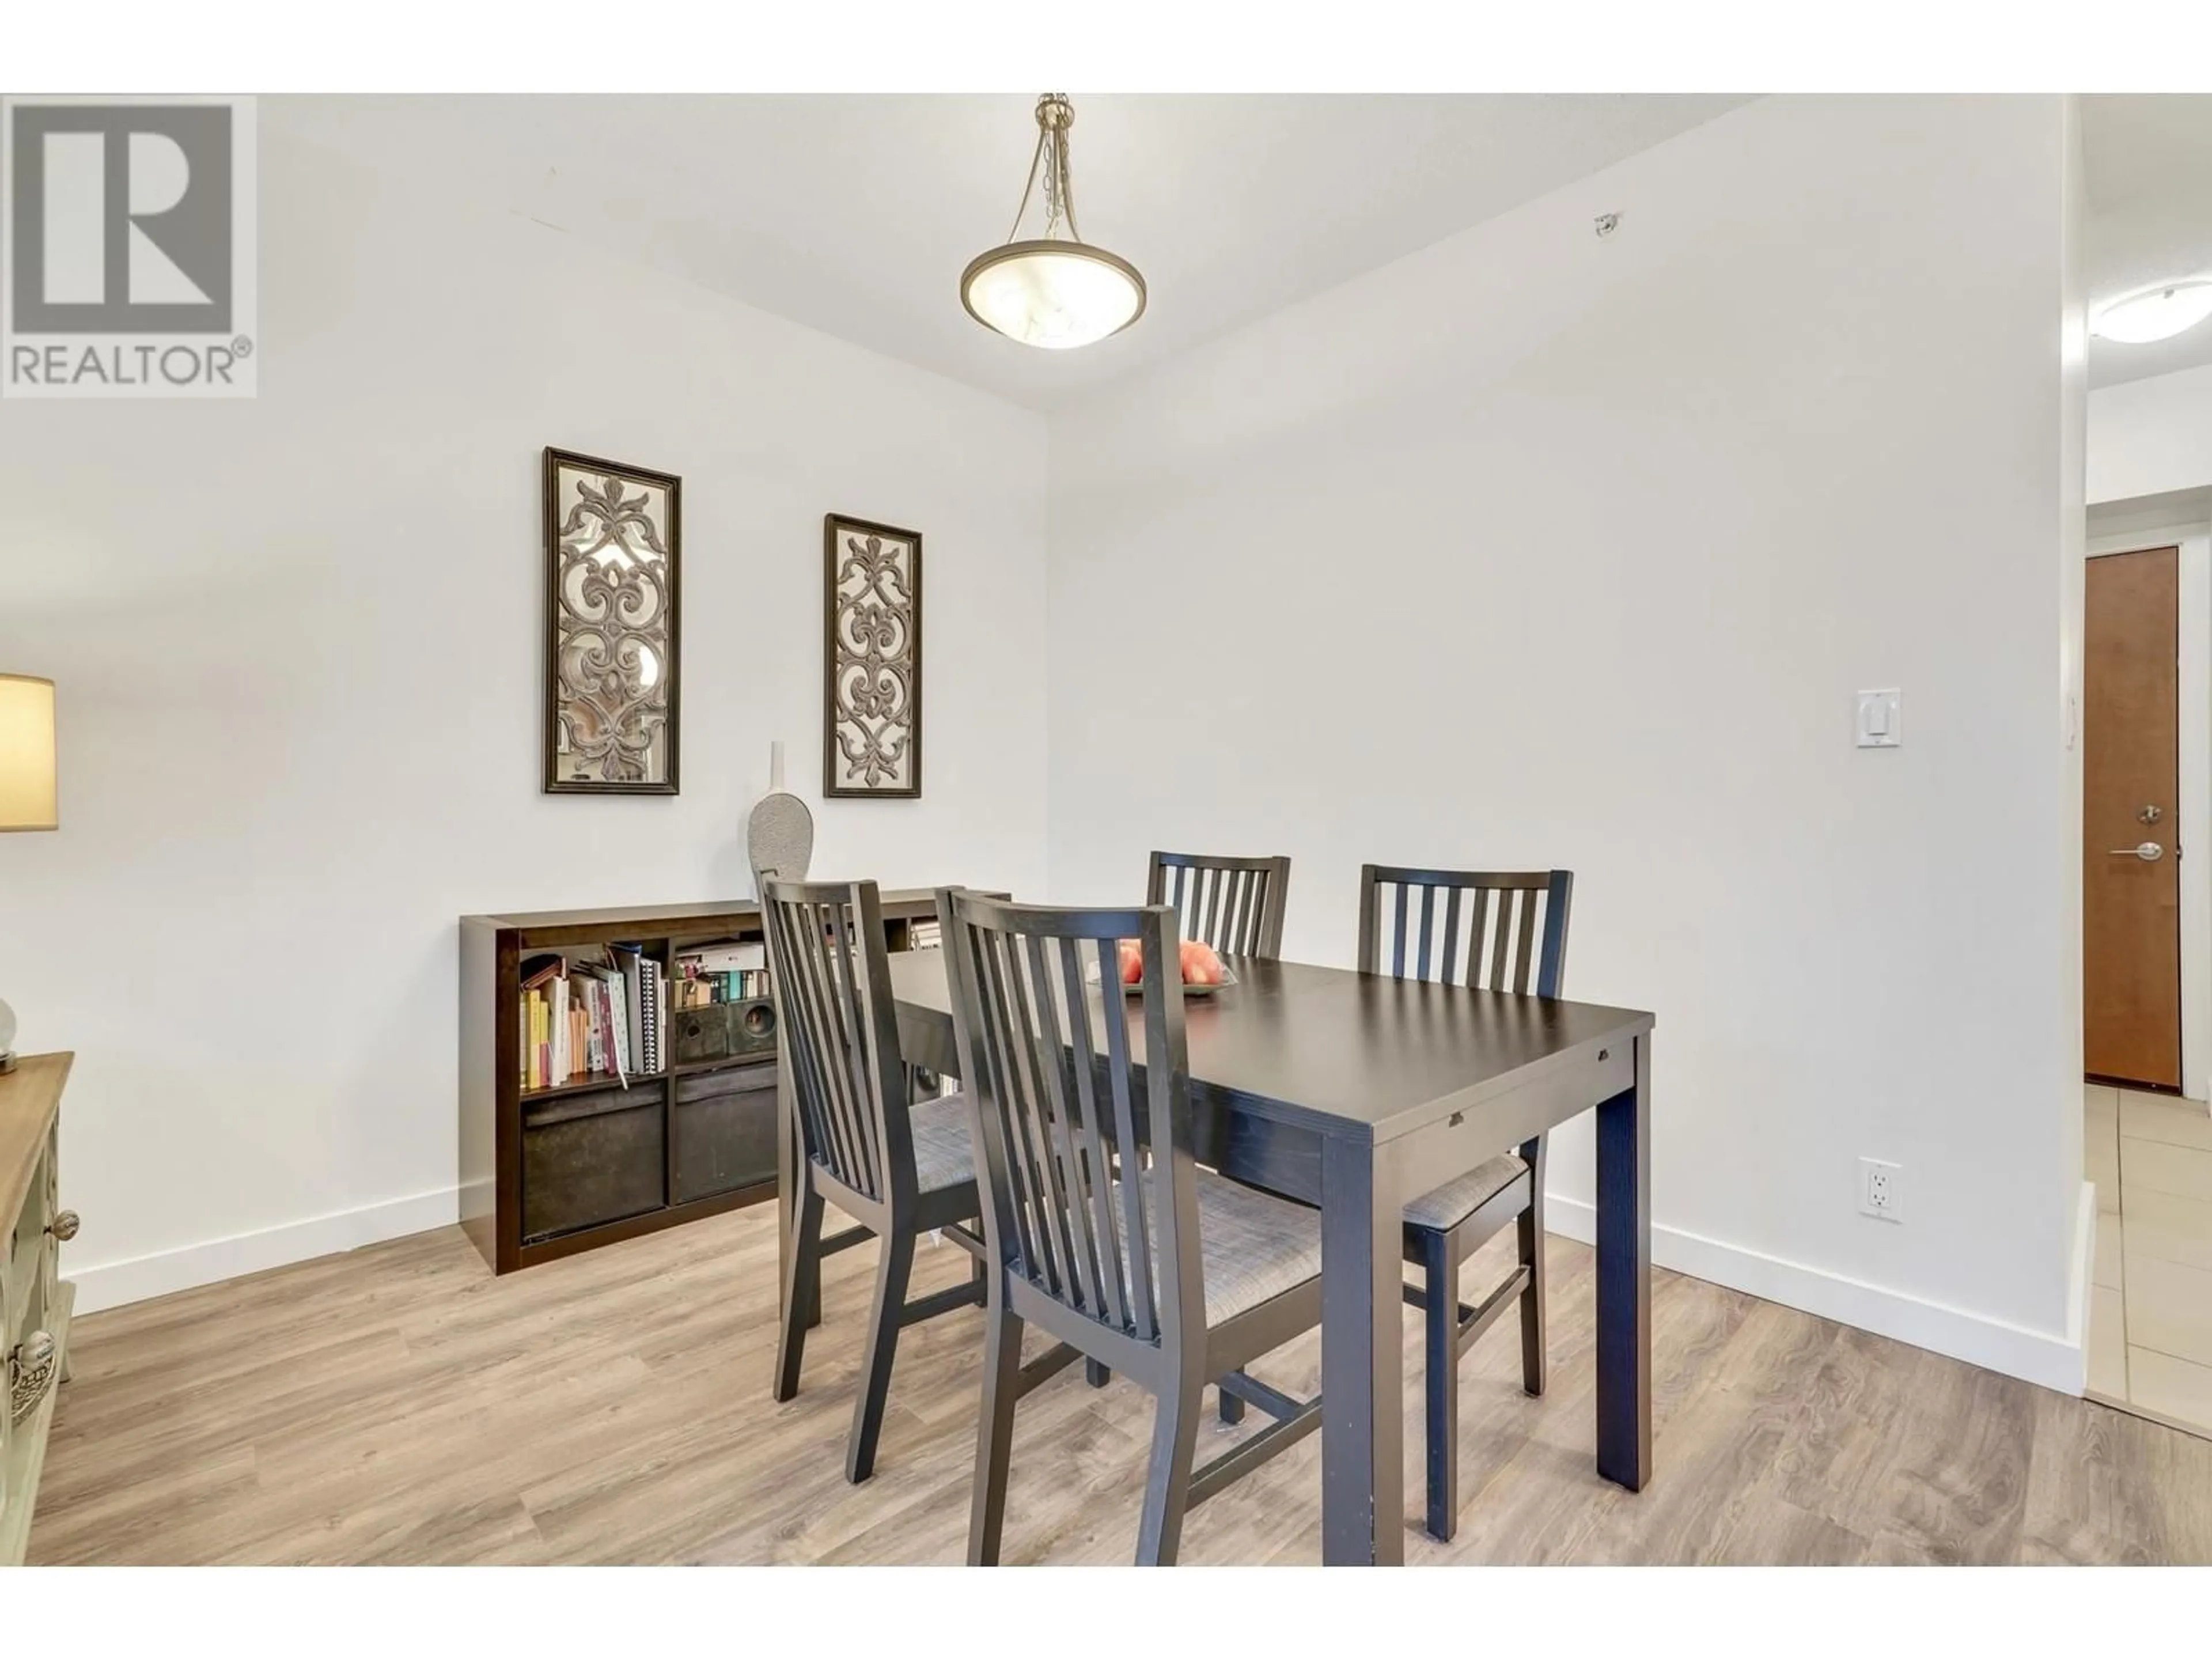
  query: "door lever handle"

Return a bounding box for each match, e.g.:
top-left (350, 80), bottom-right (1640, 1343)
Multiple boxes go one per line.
top-left (2108, 843), bottom-right (2165, 861)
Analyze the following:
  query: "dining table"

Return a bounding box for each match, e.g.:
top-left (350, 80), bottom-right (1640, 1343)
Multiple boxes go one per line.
top-left (787, 946), bottom-right (1657, 1566)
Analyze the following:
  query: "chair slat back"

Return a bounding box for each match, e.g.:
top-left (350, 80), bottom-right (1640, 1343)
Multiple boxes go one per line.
top-left (1145, 850), bottom-right (1291, 958)
top-left (935, 888), bottom-right (1203, 1349)
top-left (1357, 865), bottom-right (1574, 996)
top-left (762, 877), bottom-right (911, 1205)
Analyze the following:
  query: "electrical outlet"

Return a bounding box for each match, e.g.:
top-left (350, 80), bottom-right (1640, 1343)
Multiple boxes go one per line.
top-left (1859, 1157), bottom-right (1902, 1223)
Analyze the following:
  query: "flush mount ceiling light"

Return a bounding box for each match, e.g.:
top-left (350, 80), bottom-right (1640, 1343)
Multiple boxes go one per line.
top-left (2092, 279), bottom-right (2212, 345)
top-left (960, 93), bottom-right (1146, 351)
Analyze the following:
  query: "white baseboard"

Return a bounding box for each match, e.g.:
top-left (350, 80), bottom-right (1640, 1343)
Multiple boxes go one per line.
top-left (69, 1185), bottom-right (461, 1316)
top-left (1546, 1191), bottom-right (2088, 1397)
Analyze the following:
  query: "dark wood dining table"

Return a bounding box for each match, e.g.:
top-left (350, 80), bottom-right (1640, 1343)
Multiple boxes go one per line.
top-left (851, 947), bottom-right (1656, 1566)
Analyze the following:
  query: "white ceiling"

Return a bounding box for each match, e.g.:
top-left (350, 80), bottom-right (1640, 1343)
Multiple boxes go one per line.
top-left (266, 94), bottom-right (1749, 410)
top-left (2083, 96), bottom-right (2212, 388)
top-left (271, 96), bottom-right (2212, 403)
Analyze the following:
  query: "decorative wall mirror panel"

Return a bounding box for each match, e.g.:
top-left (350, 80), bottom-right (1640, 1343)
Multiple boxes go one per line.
top-left (823, 513), bottom-right (922, 799)
top-left (544, 448), bottom-right (681, 795)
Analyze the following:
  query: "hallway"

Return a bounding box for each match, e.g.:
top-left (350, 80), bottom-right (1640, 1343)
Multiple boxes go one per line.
top-left (2086, 1082), bottom-right (2212, 1434)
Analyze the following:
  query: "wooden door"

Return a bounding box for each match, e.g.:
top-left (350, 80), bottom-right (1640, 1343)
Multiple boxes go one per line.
top-left (2084, 546), bottom-right (2183, 1089)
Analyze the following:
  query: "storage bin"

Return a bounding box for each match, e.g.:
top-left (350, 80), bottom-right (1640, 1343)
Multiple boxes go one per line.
top-left (671, 1063), bottom-right (778, 1205)
top-left (521, 1082), bottom-right (666, 1243)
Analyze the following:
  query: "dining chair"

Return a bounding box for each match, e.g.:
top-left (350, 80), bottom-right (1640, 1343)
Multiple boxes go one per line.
top-left (764, 877), bottom-right (987, 1484)
top-left (1075, 850), bottom-right (1293, 1397)
top-left (936, 887), bottom-right (1327, 1566)
top-left (1146, 849), bottom-right (1291, 957)
top-left (1358, 863), bottom-right (1574, 1543)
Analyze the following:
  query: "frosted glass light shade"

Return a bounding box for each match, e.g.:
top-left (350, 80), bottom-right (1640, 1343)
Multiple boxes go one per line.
top-left (961, 240), bottom-right (1146, 350)
top-left (0, 675), bottom-right (56, 831)
top-left (2092, 281), bottom-right (2212, 344)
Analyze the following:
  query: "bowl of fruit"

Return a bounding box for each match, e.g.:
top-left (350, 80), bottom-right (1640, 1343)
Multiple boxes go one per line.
top-left (1093, 938), bottom-right (1237, 997)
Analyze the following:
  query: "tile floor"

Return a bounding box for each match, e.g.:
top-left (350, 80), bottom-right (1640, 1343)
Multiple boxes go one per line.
top-left (2085, 1082), bottom-right (2212, 1434)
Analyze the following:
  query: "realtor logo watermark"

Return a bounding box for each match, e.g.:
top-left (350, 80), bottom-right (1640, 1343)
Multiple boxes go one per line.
top-left (2, 94), bottom-right (256, 398)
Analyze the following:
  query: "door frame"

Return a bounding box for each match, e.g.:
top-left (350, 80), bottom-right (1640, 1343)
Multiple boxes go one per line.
top-left (2086, 524), bottom-right (2211, 1099)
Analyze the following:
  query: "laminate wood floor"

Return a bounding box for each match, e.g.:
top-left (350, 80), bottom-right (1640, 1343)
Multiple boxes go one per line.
top-left (29, 1208), bottom-right (2212, 1565)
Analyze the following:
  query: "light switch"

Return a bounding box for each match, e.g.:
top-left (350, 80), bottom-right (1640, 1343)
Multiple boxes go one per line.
top-left (1857, 689), bottom-right (1902, 749)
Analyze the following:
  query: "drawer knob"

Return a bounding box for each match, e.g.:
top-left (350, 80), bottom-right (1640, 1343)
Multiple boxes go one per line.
top-left (48, 1209), bottom-right (78, 1243)
top-left (8, 1330), bottom-right (56, 1424)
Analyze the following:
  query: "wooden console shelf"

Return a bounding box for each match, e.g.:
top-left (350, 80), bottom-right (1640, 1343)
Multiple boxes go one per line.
top-left (459, 893), bottom-right (947, 1275)
top-left (1, 1052), bottom-right (77, 1566)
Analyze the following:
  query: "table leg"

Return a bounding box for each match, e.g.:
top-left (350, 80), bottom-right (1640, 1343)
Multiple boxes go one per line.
top-left (1595, 1031), bottom-right (1652, 1491)
top-left (1320, 1135), bottom-right (1404, 1565)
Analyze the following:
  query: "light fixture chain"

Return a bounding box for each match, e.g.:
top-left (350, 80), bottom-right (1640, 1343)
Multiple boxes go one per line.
top-left (1005, 126), bottom-right (1048, 245)
top-left (1052, 124), bottom-right (1081, 243)
top-left (1043, 127), bottom-right (1060, 232)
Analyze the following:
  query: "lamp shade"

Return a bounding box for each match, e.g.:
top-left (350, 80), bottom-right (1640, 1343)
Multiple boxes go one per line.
top-left (0, 675), bottom-right (57, 831)
top-left (961, 240), bottom-right (1146, 350)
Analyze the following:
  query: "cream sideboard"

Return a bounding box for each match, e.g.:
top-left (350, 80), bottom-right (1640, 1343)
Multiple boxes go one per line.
top-left (0, 1054), bottom-right (77, 1567)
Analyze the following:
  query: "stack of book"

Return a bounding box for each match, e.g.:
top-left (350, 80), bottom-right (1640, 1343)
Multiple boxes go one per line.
top-left (672, 940), bottom-right (770, 1009)
top-left (908, 917), bottom-right (943, 950)
top-left (519, 946), bottom-right (668, 1091)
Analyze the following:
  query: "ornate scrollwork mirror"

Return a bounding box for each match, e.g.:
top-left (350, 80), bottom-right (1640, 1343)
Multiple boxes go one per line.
top-left (544, 448), bottom-right (681, 795)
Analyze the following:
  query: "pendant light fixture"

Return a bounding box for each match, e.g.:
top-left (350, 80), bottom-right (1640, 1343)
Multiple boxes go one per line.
top-left (2092, 279), bottom-right (2212, 345)
top-left (960, 93), bottom-right (1146, 350)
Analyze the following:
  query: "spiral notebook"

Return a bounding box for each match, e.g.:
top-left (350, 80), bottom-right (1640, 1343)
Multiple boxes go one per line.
top-left (641, 959), bottom-right (665, 1075)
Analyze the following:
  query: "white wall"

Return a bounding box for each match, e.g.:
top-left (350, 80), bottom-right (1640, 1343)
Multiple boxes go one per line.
top-left (2090, 362), bottom-right (2212, 505)
top-left (0, 123), bottom-right (1050, 1310)
top-left (1046, 96), bottom-right (2088, 1387)
top-left (2058, 98), bottom-right (2090, 1342)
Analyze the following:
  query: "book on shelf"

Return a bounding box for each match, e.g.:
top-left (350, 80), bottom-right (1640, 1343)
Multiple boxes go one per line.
top-left (908, 918), bottom-right (942, 950)
top-left (612, 945), bottom-right (646, 1078)
top-left (550, 975), bottom-right (569, 1084)
top-left (522, 986), bottom-right (542, 1089)
top-left (641, 959), bottom-right (666, 1074)
top-left (518, 949), bottom-right (643, 1093)
top-left (569, 960), bottom-right (628, 1082)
